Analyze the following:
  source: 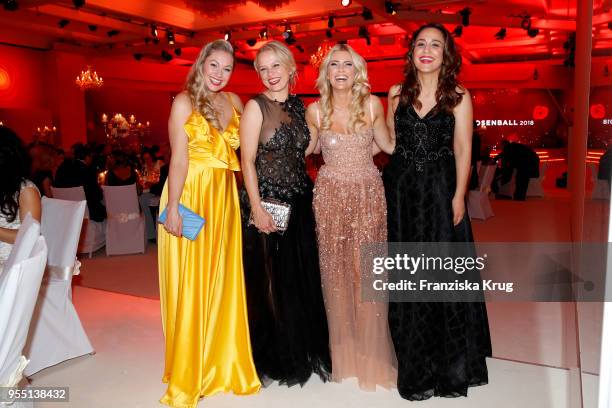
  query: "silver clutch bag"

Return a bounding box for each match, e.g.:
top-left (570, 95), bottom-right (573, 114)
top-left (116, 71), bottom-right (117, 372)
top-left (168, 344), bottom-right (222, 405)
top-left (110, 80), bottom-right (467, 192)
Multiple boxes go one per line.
top-left (249, 198), bottom-right (292, 233)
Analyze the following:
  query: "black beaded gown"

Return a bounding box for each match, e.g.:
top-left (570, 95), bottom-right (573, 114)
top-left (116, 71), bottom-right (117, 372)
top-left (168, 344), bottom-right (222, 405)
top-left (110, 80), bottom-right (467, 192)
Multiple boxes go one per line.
top-left (240, 94), bottom-right (331, 386)
top-left (382, 101), bottom-right (492, 400)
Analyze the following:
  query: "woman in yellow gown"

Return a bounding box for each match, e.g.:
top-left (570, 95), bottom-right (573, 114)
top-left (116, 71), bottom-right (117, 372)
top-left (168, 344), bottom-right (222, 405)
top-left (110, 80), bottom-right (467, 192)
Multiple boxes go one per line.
top-left (158, 39), bottom-right (261, 408)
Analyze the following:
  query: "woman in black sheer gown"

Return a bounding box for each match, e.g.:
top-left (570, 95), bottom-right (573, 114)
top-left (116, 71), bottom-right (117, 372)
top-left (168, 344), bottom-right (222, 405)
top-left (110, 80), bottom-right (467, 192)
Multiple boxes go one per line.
top-left (240, 41), bottom-right (331, 386)
top-left (383, 23), bottom-right (492, 400)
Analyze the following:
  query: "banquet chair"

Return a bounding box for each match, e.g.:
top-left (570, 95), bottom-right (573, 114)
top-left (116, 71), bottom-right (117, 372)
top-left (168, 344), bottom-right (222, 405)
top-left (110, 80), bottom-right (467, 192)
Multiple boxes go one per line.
top-left (0, 232), bottom-right (47, 406)
top-left (498, 164), bottom-right (547, 199)
top-left (497, 169), bottom-right (516, 198)
top-left (526, 162), bottom-right (547, 198)
top-left (102, 184), bottom-right (146, 255)
top-left (51, 186), bottom-right (106, 257)
top-left (590, 163), bottom-right (611, 200)
top-left (3, 213), bottom-right (40, 274)
top-left (23, 198), bottom-right (94, 376)
top-left (467, 164), bottom-right (495, 220)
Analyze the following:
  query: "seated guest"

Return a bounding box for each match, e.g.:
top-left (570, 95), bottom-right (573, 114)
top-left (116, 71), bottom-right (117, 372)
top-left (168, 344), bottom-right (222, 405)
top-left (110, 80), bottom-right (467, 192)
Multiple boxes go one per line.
top-left (495, 139), bottom-right (540, 200)
top-left (106, 151), bottom-right (140, 191)
top-left (149, 144), bottom-right (170, 197)
top-left (140, 149), bottom-right (162, 189)
top-left (0, 127), bottom-right (41, 264)
top-left (30, 143), bottom-right (57, 197)
top-left (54, 143), bottom-right (106, 221)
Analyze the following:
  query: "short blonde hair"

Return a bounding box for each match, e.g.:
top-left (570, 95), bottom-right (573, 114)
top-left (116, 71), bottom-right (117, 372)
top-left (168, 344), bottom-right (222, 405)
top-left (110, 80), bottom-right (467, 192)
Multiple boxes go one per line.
top-left (254, 40), bottom-right (297, 88)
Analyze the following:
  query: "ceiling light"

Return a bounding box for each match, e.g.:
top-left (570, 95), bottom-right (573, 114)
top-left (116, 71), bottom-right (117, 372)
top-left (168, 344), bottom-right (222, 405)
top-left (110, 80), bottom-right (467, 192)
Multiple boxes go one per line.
top-left (494, 28), bottom-right (506, 40)
top-left (259, 27), bottom-right (268, 40)
top-left (282, 24), bottom-right (293, 40)
top-left (167, 30), bottom-right (175, 45)
top-left (384, 1), bottom-right (396, 15)
top-left (161, 50), bottom-right (173, 62)
top-left (284, 31), bottom-right (296, 45)
top-left (527, 28), bottom-right (539, 38)
top-left (341, 0), bottom-right (351, 6)
top-left (453, 25), bottom-right (463, 37)
top-left (224, 30), bottom-right (231, 41)
top-left (458, 7), bottom-right (471, 26)
top-left (151, 24), bottom-right (158, 38)
top-left (520, 15), bottom-right (531, 30)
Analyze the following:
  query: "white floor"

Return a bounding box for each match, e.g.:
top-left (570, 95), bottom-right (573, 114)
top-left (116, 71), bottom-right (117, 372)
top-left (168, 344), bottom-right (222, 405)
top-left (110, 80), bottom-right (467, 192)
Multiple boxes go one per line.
top-left (30, 286), bottom-right (582, 408)
top-left (28, 193), bottom-right (605, 407)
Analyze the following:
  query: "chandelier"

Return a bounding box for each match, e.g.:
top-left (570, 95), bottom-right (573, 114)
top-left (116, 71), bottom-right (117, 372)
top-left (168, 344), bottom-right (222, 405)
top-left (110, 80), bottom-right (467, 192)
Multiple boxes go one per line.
top-left (75, 65), bottom-right (103, 90)
top-left (310, 40), bottom-right (334, 71)
top-left (101, 113), bottom-right (150, 147)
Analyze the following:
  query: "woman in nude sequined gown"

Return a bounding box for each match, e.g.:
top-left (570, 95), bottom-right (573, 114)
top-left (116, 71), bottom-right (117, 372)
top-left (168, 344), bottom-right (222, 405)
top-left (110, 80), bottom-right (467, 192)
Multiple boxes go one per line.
top-left (306, 44), bottom-right (397, 390)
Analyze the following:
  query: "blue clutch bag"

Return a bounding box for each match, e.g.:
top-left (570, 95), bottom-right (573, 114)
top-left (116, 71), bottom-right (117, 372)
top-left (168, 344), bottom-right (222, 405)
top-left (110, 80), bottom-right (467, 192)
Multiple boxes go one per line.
top-left (158, 204), bottom-right (205, 241)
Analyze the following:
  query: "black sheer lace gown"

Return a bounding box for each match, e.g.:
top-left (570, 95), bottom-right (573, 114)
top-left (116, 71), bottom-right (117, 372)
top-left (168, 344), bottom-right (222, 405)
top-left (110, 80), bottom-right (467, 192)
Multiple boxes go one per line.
top-left (382, 101), bottom-right (492, 400)
top-left (240, 94), bottom-right (331, 386)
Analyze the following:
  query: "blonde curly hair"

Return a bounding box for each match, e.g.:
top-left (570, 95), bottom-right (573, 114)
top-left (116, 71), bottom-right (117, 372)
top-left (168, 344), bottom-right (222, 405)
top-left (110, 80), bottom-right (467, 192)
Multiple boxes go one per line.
top-left (315, 44), bottom-right (370, 133)
top-left (184, 39), bottom-right (234, 130)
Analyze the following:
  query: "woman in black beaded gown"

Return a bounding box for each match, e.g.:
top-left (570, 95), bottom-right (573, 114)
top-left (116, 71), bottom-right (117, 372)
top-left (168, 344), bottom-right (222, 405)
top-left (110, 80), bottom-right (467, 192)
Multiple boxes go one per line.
top-left (383, 23), bottom-right (492, 400)
top-left (240, 41), bottom-right (331, 386)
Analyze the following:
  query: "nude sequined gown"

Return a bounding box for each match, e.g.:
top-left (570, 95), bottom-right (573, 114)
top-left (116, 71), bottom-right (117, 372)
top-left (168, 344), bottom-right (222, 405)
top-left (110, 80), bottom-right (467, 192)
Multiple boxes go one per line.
top-left (313, 104), bottom-right (397, 391)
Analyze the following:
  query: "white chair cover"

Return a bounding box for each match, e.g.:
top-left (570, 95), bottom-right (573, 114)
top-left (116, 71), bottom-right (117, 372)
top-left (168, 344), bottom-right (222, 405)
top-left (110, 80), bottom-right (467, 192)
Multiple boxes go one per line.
top-left (497, 168), bottom-right (516, 197)
top-left (3, 213), bottom-right (40, 275)
top-left (51, 186), bottom-right (106, 257)
top-left (467, 164), bottom-right (495, 220)
top-left (0, 236), bottom-right (47, 396)
top-left (498, 164), bottom-right (547, 198)
top-left (24, 198), bottom-right (94, 376)
top-left (102, 184), bottom-right (146, 255)
top-left (526, 162), bottom-right (547, 198)
top-left (590, 163), bottom-right (611, 200)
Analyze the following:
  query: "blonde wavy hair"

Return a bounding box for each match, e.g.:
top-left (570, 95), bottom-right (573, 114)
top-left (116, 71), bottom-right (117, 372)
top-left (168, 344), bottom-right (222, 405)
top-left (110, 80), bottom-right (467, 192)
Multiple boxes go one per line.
top-left (316, 44), bottom-right (370, 133)
top-left (185, 39), bottom-right (234, 130)
top-left (254, 40), bottom-right (298, 89)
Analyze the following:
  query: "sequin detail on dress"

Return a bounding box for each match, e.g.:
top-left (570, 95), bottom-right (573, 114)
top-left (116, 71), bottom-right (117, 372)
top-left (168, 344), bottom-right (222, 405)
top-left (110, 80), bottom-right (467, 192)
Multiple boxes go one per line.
top-left (313, 119), bottom-right (397, 391)
top-left (240, 94), bottom-right (331, 386)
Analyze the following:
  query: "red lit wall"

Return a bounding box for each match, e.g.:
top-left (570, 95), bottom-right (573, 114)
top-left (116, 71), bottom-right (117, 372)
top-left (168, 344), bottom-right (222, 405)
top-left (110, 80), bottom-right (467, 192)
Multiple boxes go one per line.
top-left (0, 44), bottom-right (49, 109)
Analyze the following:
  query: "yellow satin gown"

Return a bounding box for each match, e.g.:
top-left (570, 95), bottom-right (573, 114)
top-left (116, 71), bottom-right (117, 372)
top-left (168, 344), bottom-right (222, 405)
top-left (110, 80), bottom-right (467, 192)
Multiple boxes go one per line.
top-left (158, 106), bottom-right (261, 408)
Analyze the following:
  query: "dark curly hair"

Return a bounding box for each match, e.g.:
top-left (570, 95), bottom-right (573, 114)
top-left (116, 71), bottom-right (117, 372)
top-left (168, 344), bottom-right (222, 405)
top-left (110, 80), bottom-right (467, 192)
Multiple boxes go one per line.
top-left (399, 23), bottom-right (464, 113)
top-left (0, 127), bottom-right (31, 223)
